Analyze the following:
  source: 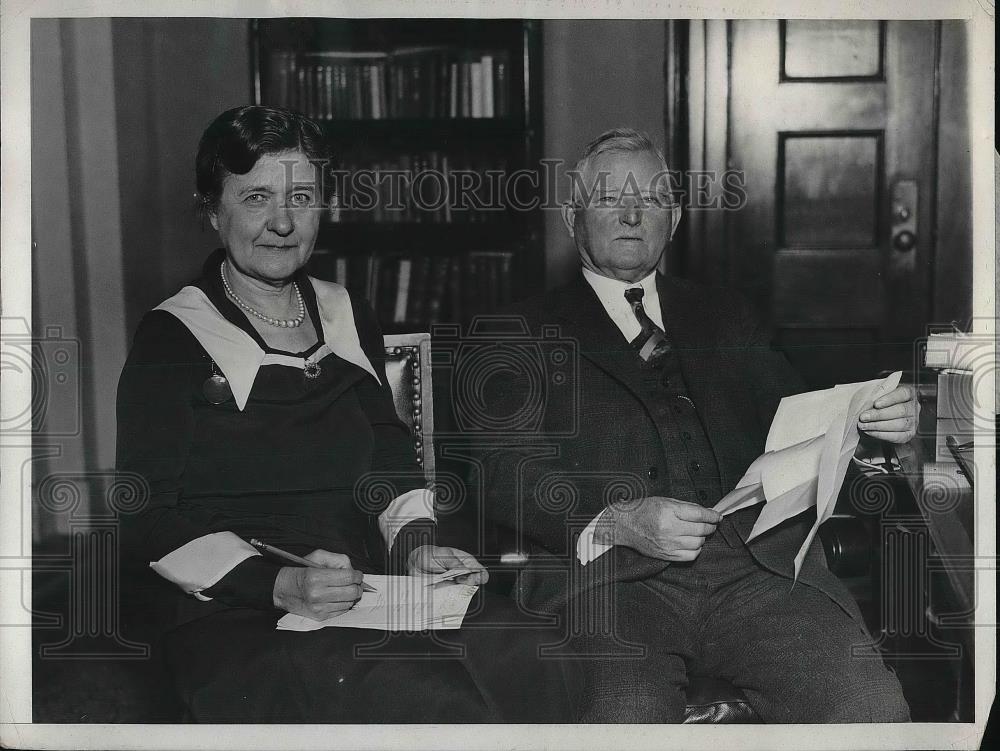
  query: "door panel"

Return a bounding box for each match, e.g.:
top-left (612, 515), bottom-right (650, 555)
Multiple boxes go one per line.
top-left (772, 250), bottom-right (882, 327)
top-left (780, 133), bottom-right (881, 247)
top-left (727, 20), bottom-right (937, 385)
top-left (782, 20), bottom-right (883, 80)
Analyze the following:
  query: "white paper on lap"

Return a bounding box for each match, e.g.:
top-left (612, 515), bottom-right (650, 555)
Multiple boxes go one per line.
top-left (275, 575), bottom-right (478, 632)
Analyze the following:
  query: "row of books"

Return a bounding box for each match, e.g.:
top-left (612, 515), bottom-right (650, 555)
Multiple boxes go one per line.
top-left (333, 151), bottom-right (510, 223)
top-left (265, 47), bottom-right (511, 120)
top-left (310, 250), bottom-right (515, 330)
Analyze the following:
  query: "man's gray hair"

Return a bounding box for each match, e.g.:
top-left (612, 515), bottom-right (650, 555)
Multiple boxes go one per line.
top-left (571, 127), bottom-right (671, 205)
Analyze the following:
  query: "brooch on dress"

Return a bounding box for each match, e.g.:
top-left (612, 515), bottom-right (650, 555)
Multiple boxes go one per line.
top-left (303, 357), bottom-right (322, 379)
top-left (202, 359), bottom-right (233, 404)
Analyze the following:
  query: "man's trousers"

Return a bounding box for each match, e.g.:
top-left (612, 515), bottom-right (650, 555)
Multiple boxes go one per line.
top-left (567, 517), bottom-right (910, 723)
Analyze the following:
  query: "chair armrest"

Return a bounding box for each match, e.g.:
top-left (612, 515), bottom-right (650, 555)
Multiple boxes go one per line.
top-left (818, 515), bottom-right (871, 578)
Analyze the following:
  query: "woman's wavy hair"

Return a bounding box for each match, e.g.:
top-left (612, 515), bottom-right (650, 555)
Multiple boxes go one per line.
top-left (195, 105), bottom-right (337, 215)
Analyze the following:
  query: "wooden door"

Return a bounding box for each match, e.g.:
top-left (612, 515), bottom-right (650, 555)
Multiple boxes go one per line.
top-left (727, 20), bottom-right (937, 386)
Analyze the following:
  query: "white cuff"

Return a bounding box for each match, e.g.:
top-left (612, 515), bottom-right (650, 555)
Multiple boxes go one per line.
top-left (577, 510), bottom-right (614, 565)
top-left (378, 488), bottom-right (437, 549)
top-left (149, 531), bottom-right (260, 600)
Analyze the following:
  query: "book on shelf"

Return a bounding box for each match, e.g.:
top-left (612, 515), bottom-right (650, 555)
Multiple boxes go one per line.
top-left (481, 54), bottom-right (494, 119)
top-left (393, 257), bottom-right (412, 324)
top-left (409, 255), bottom-right (433, 326)
top-left (469, 60), bottom-right (483, 118)
top-left (494, 57), bottom-right (508, 118)
top-left (425, 254), bottom-right (451, 326)
top-left (366, 255), bottom-right (381, 309)
top-left (266, 47), bottom-right (511, 120)
top-left (308, 249), bottom-right (516, 331)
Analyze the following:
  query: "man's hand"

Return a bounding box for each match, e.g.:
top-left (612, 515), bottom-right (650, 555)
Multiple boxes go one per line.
top-left (858, 385), bottom-right (919, 444)
top-left (407, 545), bottom-right (489, 586)
top-left (599, 496), bottom-right (721, 562)
top-left (272, 549), bottom-right (364, 620)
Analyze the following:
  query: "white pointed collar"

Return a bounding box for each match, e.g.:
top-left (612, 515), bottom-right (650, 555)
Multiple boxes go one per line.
top-left (156, 277), bottom-right (379, 411)
top-left (581, 268), bottom-right (664, 338)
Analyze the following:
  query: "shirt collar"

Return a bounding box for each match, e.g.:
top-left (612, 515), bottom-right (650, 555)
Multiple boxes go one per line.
top-left (582, 267), bottom-right (659, 307)
top-left (581, 267), bottom-right (664, 339)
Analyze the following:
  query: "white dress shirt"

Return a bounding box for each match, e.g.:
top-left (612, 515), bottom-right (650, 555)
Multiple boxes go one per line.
top-left (577, 268), bottom-right (664, 565)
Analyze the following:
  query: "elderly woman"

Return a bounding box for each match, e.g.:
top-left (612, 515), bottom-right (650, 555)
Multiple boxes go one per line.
top-left (117, 105), bottom-right (577, 723)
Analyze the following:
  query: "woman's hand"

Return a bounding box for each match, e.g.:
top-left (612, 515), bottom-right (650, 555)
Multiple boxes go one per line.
top-left (406, 545), bottom-right (489, 586)
top-left (857, 385), bottom-right (920, 444)
top-left (272, 549), bottom-right (364, 620)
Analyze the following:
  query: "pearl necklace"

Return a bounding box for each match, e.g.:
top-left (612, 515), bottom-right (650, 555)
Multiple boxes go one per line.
top-left (220, 262), bottom-right (305, 328)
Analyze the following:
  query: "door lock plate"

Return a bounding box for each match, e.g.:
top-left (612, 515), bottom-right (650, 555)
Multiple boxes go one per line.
top-left (889, 180), bottom-right (918, 273)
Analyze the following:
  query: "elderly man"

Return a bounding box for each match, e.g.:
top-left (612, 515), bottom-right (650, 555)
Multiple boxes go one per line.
top-left (473, 128), bottom-right (916, 722)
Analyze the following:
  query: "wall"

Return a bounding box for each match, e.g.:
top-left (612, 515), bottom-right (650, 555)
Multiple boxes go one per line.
top-left (541, 20), bottom-right (666, 288)
top-left (113, 19), bottom-right (251, 335)
top-left (31, 19), bottom-right (128, 535)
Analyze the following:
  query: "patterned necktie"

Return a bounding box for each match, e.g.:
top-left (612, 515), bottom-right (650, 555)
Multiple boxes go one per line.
top-left (624, 287), bottom-right (672, 364)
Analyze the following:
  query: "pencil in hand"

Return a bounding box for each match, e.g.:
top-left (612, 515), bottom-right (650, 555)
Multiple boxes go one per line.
top-left (249, 538), bottom-right (377, 593)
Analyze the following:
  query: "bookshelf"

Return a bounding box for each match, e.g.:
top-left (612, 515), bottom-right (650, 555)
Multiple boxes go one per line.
top-left (250, 19), bottom-right (544, 333)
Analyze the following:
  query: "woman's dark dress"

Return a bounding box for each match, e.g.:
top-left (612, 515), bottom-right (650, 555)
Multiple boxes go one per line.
top-left (117, 251), bottom-right (578, 722)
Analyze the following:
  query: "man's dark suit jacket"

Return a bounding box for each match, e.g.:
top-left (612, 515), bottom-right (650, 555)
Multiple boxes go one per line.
top-left (472, 272), bottom-right (865, 626)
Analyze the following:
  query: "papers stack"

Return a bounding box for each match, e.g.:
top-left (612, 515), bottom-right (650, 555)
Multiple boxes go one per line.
top-left (276, 574), bottom-right (479, 632)
top-left (714, 372), bottom-right (903, 579)
top-left (924, 331), bottom-right (979, 370)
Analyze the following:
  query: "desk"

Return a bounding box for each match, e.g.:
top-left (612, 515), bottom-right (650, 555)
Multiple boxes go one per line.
top-left (893, 398), bottom-right (975, 626)
top-left (887, 394), bottom-right (975, 720)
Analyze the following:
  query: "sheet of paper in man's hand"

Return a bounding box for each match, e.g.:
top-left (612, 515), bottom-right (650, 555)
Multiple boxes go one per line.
top-left (424, 567), bottom-right (478, 585)
top-left (712, 371), bottom-right (902, 579)
top-left (276, 574), bottom-right (478, 632)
